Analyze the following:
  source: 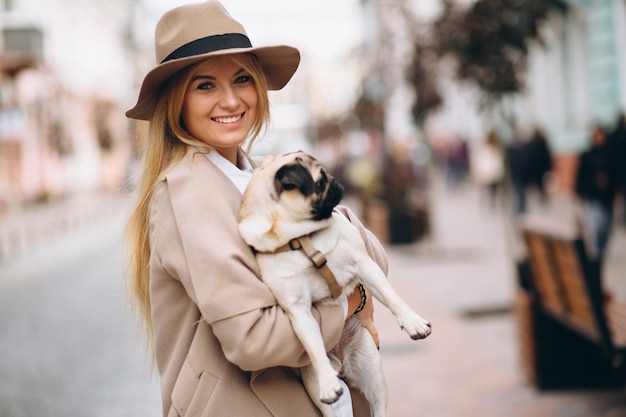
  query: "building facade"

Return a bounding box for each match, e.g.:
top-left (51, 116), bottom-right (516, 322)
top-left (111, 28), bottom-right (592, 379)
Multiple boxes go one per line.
top-left (0, 0), bottom-right (135, 211)
top-left (517, 0), bottom-right (626, 190)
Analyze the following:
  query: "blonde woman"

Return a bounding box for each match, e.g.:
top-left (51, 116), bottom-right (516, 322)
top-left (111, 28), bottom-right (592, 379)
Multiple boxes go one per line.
top-left (124, 2), bottom-right (387, 416)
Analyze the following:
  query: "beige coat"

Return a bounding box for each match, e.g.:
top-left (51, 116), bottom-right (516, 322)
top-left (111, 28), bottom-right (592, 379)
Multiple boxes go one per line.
top-left (149, 147), bottom-right (389, 417)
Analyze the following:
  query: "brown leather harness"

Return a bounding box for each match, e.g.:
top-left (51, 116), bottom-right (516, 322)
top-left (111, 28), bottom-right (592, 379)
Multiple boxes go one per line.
top-left (255, 235), bottom-right (343, 299)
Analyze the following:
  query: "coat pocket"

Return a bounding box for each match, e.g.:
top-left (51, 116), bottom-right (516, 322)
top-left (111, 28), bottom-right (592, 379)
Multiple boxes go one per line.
top-left (171, 357), bottom-right (219, 417)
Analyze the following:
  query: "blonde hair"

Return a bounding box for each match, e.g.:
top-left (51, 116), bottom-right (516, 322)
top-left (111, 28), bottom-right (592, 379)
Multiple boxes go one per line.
top-left (124, 53), bottom-right (270, 358)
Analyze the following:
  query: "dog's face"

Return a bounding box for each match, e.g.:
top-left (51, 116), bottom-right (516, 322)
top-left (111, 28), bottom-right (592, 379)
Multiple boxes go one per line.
top-left (270, 152), bottom-right (344, 221)
top-left (239, 152), bottom-right (345, 249)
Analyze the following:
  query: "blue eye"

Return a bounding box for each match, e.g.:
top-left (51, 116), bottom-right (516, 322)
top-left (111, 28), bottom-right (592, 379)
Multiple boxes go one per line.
top-left (196, 82), bottom-right (214, 90)
top-left (235, 75), bottom-right (252, 84)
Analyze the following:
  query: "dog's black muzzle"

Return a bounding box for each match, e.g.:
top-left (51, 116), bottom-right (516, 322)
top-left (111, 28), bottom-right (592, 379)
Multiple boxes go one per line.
top-left (313, 178), bottom-right (344, 220)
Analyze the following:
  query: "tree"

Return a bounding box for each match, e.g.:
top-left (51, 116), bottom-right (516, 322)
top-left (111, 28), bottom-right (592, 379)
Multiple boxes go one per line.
top-left (406, 0), bottom-right (564, 125)
top-left (406, 41), bottom-right (443, 127)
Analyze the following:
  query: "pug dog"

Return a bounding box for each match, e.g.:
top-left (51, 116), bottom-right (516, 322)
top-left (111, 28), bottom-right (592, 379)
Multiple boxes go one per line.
top-left (239, 152), bottom-right (431, 417)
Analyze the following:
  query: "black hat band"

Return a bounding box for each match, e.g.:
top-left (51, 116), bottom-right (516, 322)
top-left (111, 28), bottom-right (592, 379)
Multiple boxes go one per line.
top-left (161, 33), bottom-right (253, 63)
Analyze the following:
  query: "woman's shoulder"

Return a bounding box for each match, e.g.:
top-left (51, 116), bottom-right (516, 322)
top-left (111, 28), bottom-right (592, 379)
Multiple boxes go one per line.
top-left (162, 147), bottom-right (222, 182)
top-left (158, 147), bottom-right (242, 215)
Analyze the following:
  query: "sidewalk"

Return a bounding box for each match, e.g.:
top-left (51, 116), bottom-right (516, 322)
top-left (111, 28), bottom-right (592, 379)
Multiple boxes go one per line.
top-left (372, 179), bottom-right (626, 417)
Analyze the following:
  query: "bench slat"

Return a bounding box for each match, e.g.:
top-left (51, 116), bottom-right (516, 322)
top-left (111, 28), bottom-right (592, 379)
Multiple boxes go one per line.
top-left (607, 302), bottom-right (626, 347)
top-left (525, 234), bottom-right (565, 315)
top-left (552, 241), bottom-right (597, 333)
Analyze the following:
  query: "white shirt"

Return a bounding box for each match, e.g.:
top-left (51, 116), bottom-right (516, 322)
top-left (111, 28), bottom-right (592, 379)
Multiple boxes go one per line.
top-left (205, 149), bottom-right (354, 417)
top-left (205, 149), bottom-right (253, 194)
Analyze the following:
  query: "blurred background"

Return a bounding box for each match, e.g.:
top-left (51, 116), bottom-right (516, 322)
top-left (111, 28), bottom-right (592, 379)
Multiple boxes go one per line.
top-left (1, 0), bottom-right (626, 416)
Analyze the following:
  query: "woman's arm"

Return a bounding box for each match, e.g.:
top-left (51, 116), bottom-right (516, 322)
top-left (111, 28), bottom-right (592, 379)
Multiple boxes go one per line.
top-left (334, 204), bottom-right (387, 348)
top-left (211, 302), bottom-right (344, 371)
top-left (334, 204), bottom-right (389, 274)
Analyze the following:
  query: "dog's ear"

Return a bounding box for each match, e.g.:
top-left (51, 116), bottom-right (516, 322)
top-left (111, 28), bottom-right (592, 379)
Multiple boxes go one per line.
top-left (274, 163), bottom-right (315, 196)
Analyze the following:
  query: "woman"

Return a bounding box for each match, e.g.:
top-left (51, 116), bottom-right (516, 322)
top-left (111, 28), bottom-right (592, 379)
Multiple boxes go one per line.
top-left (124, 2), bottom-right (387, 417)
top-left (471, 131), bottom-right (505, 209)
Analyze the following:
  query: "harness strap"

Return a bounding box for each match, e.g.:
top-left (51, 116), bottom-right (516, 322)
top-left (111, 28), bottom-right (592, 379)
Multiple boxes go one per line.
top-left (260, 236), bottom-right (343, 299)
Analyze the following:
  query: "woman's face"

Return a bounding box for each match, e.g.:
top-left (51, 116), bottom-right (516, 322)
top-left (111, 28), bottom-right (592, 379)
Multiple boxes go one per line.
top-left (182, 56), bottom-right (258, 162)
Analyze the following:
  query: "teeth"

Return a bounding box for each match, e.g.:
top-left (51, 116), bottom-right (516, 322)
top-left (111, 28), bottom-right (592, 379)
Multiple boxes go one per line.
top-left (213, 114), bottom-right (242, 124)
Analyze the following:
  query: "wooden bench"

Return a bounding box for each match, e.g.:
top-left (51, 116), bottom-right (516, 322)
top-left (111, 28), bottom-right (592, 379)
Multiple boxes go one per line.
top-left (516, 215), bottom-right (626, 389)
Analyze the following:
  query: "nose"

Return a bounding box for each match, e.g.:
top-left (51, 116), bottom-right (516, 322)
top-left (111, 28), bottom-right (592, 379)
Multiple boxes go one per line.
top-left (218, 85), bottom-right (239, 109)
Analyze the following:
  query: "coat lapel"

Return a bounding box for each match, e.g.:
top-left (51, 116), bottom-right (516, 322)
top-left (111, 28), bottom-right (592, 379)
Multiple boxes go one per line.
top-left (163, 147), bottom-right (275, 322)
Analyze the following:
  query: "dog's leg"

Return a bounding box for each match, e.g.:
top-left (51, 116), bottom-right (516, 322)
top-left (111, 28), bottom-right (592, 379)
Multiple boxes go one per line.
top-left (341, 318), bottom-right (388, 417)
top-left (301, 364), bottom-right (338, 417)
top-left (284, 304), bottom-right (345, 404)
top-left (357, 258), bottom-right (432, 340)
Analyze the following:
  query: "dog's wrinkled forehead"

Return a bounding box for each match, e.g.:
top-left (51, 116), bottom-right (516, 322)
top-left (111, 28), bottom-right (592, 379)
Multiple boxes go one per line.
top-left (277, 152), bottom-right (325, 176)
top-left (280, 152), bottom-right (318, 169)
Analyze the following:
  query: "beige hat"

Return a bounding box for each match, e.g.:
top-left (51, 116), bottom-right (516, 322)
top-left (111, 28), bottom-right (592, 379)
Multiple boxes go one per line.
top-left (126, 1), bottom-right (300, 120)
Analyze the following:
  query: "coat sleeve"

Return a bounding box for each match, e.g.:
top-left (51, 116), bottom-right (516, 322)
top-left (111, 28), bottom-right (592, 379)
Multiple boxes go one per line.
top-left (151, 165), bottom-right (345, 372)
top-left (335, 205), bottom-right (389, 275)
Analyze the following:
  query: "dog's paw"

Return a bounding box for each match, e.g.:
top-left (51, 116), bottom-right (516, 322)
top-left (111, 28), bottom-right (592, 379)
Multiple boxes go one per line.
top-left (398, 312), bottom-right (432, 340)
top-left (318, 374), bottom-right (344, 404)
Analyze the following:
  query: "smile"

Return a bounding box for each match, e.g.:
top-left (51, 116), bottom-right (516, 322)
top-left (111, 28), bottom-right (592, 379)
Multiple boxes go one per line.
top-left (212, 113), bottom-right (244, 124)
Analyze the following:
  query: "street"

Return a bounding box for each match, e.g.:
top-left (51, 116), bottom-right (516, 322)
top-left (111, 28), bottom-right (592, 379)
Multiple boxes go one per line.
top-left (0, 211), bottom-right (160, 417)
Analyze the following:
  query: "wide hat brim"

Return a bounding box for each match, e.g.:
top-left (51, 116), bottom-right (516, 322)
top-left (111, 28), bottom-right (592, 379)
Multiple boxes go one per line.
top-left (126, 45), bottom-right (300, 121)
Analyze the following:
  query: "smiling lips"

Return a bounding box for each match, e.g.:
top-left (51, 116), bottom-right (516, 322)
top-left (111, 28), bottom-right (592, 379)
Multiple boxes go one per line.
top-left (212, 113), bottom-right (244, 124)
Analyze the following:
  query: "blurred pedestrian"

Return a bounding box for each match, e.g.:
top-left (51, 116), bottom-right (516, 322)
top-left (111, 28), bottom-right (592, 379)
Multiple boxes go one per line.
top-left (445, 138), bottom-right (470, 188)
top-left (607, 113), bottom-right (626, 226)
top-left (471, 130), bottom-right (505, 209)
top-left (525, 128), bottom-right (552, 204)
top-left (575, 126), bottom-right (618, 262)
top-left (123, 2), bottom-right (382, 417)
top-left (383, 144), bottom-right (420, 243)
top-left (506, 131), bottom-right (529, 214)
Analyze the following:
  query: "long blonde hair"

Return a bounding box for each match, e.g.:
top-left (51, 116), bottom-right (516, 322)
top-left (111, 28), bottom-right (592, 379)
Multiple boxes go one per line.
top-left (124, 53), bottom-right (271, 358)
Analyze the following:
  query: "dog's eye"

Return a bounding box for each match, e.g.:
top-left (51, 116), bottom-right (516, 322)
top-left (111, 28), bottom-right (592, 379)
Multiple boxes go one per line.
top-left (282, 183), bottom-right (297, 191)
top-left (315, 177), bottom-right (327, 193)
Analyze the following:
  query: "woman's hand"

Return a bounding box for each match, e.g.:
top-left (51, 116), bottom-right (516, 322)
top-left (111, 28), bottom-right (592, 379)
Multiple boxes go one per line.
top-left (255, 154), bottom-right (277, 171)
top-left (347, 284), bottom-right (379, 348)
